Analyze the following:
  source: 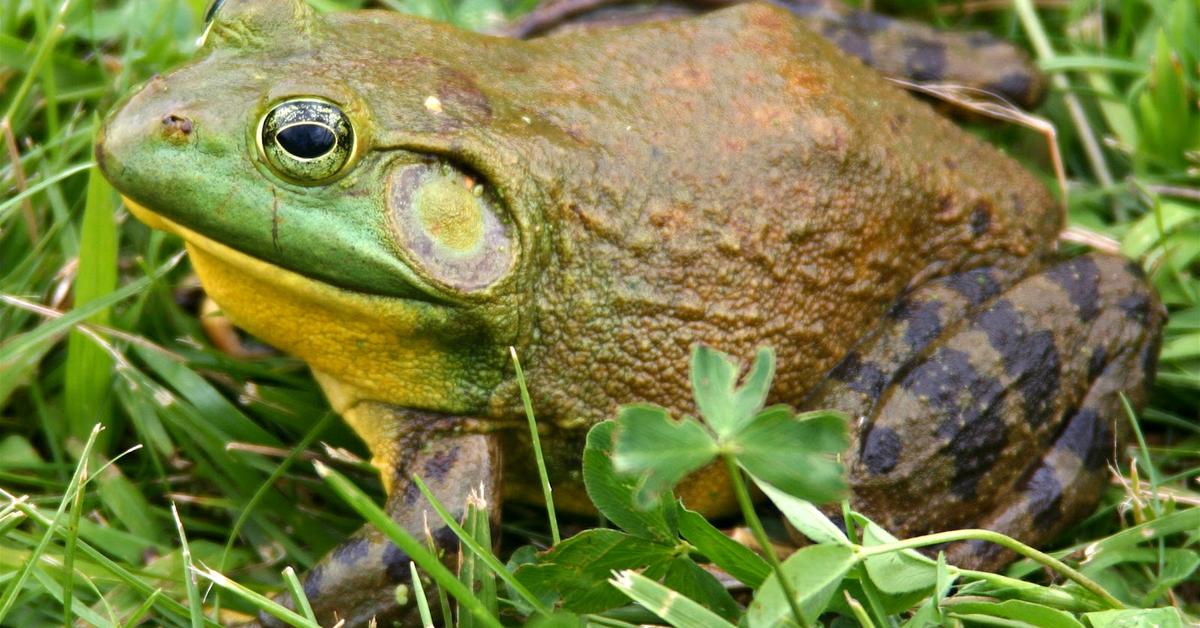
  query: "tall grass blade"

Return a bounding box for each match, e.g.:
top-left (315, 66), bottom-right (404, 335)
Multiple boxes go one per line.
top-left (65, 156), bottom-right (118, 444)
top-left (171, 502), bottom-right (204, 628)
top-left (0, 423), bottom-right (100, 623)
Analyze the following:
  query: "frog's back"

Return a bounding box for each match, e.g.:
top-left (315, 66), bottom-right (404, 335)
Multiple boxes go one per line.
top-left (493, 4), bottom-right (1060, 420)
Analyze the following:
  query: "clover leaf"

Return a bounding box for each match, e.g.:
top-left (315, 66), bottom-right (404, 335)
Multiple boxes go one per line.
top-left (513, 420), bottom-right (739, 619)
top-left (612, 404), bottom-right (718, 509)
top-left (613, 344), bottom-right (848, 508)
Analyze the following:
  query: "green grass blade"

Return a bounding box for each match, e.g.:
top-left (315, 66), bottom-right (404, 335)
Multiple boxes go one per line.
top-left (0, 422), bottom-right (100, 623)
top-left (427, 529), bottom-right (454, 627)
top-left (281, 566), bottom-right (316, 624)
top-left (64, 159), bottom-right (119, 443)
top-left (410, 561), bottom-right (435, 628)
top-left (218, 411), bottom-right (336, 572)
top-left (610, 570), bottom-right (737, 628)
top-left (1, 491), bottom-right (208, 624)
top-left (122, 589), bottom-right (165, 628)
top-left (171, 502), bottom-right (204, 628)
top-left (315, 461), bottom-right (505, 628)
top-left (0, 251), bottom-right (180, 406)
top-left (0, 510), bottom-right (27, 537)
top-left (29, 565), bottom-right (110, 627)
top-left (510, 347), bottom-right (560, 545)
top-left (194, 566), bottom-right (319, 628)
top-left (411, 474), bottom-right (551, 618)
top-left (464, 493), bottom-right (498, 621)
top-left (60, 450), bottom-right (87, 628)
top-left (0, 0), bottom-right (72, 126)
top-left (0, 160), bottom-right (92, 223)
top-left (1011, 0), bottom-right (1113, 187)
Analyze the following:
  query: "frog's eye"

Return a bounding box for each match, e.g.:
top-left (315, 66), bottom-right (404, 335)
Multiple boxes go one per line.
top-left (386, 163), bottom-right (518, 292)
top-left (258, 99), bottom-right (355, 184)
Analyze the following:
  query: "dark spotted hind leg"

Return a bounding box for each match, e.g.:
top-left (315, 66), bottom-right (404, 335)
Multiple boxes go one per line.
top-left (803, 253), bottom-right (1163, 570)
top-left (263, 412), bottom-right (501, 627)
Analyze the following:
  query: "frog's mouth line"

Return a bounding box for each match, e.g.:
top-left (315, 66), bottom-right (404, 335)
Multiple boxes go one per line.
top-left (124, 198), bottom-right (421, 315)
top-left (126, 198), bottom-right (490, 418)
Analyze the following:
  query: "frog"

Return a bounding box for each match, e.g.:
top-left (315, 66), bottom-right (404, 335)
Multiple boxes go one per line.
top-left (94, 0), bottom-right (1164, 624)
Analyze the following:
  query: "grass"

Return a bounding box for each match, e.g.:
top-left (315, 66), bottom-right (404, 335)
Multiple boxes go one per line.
top-left (0, 0), bottom-right (1197, 625)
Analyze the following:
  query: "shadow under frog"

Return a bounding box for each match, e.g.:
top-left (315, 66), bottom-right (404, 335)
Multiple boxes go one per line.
top-left (95, 0), bottom-right (1163, 624)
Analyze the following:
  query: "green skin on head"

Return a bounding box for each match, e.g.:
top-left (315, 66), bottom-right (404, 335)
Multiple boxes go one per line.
top-left (96, 0), bottom-right (1163, 624)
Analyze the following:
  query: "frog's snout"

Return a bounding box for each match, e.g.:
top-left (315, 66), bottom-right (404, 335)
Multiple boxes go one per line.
top-left (95, 76), bottom-right (202, 194)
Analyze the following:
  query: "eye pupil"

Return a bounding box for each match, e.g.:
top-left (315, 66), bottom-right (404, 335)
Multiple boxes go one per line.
top-left (276, 124), bottom-right (336, 159)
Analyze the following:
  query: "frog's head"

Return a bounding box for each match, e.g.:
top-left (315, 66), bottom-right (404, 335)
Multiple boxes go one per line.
top-left (97, 0), bottom-right (536, 416)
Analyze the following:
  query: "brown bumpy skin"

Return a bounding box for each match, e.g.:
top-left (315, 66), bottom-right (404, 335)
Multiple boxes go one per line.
top-left (497, 3), bottom-right (1060, 457)
top-left (508, 0), bottom-right (1048, 108)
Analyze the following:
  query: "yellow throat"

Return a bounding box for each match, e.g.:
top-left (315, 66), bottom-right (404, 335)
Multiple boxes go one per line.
top-left (124, 199), bottom-right (462, 416)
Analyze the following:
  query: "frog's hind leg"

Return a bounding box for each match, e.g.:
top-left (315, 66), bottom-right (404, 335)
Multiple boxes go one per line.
top-left (804, 253), bottom-right (1163, 570)
top-left (264, 410), bottom-right (501, 627)
top-left (945, 354), bottom-right (1151, 569)
top-left (942, 256), bottom-right (1164, 569)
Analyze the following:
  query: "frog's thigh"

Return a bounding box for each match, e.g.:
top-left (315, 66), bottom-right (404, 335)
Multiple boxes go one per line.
top-left (267, 421), bottom-right (501, 627)
top-left (807, 254), bottom-right (1161, 568)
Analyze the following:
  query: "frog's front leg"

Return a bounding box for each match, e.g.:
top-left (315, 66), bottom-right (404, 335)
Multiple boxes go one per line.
top-left (805, 253), bottom-right (1163, 569)
top-left (265, 409), bottom-right (501, 627)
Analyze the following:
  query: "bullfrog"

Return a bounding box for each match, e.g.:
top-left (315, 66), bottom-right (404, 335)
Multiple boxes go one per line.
top-left (95, 0), bottom-right (1164, 624)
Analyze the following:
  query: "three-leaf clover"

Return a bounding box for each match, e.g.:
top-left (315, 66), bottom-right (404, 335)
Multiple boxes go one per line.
top-left (612, 345), bottom-right (849, 508)
top-left (513, 421), bottom-right (753, 620)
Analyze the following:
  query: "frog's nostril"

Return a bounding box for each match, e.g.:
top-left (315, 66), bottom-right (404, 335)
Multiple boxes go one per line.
top-left (162, 114), bottom-right (193, 137)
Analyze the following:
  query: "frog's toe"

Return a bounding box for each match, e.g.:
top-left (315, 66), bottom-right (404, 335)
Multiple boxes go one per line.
top-left (807, 253), bottom-right (1163, 569)
top-left (262, 431), bottom-right (500, 627)
top-left (265, 528), bottom-right (428, 627)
